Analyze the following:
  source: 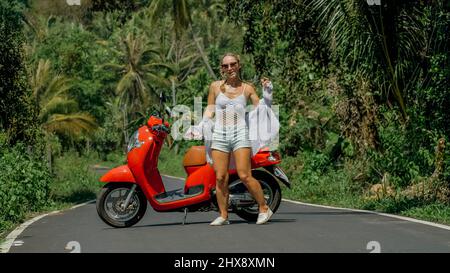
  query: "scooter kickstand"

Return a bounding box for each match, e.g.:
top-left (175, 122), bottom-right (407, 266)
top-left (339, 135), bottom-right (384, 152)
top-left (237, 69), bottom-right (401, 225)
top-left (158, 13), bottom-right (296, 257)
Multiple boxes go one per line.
top-left (182, 208), bottom-right (188, 225)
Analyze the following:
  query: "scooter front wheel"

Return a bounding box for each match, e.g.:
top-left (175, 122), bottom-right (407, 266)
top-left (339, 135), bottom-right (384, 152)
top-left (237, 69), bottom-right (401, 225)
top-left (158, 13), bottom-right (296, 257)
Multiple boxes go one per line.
top-left (97, 183), bottom-right (147, 228)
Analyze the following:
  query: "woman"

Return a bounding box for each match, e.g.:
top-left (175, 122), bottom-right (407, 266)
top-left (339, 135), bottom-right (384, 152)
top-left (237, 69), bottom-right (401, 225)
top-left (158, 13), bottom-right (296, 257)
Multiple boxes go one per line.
top-left (202, 53), bottom-right (274, 226)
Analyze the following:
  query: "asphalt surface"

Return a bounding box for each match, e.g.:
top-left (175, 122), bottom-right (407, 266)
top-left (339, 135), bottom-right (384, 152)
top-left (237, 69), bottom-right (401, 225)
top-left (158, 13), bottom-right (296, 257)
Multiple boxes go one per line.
top-left (6, 175), bottom-right (450, 253)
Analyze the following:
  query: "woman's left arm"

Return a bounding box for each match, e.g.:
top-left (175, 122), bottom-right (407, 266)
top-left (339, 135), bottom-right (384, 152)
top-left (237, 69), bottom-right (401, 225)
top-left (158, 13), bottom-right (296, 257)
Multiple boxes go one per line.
top-left (248, 84), bottom-right (260, 107)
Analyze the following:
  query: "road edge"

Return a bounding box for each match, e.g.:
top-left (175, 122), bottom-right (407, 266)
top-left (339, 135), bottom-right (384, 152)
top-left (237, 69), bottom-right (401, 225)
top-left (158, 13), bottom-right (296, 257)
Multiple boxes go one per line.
top-left (161, 174), bottom-right (450, 230)
top-left (2, 173), bottom-right (449, 253)
top-left (281, 199), bottom-right (450, 231)
top-left (0, 200), bottom-right (95, 253)
top-left (163, 174), bottom-right (450, 231)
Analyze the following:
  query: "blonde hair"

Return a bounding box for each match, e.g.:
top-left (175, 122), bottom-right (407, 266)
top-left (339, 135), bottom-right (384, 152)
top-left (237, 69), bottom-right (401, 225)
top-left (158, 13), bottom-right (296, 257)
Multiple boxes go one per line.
top-left (221, 52), bottom-right (241, 65)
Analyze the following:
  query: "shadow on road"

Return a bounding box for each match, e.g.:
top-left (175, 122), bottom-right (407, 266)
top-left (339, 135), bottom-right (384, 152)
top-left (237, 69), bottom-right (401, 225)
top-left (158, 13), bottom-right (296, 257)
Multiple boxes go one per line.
top-left (101, 218), bottom-right (297, 229)
top-left (276, 211), bottom-right (369, 216)
top-left (53, 189), bottom-right (97, 204)
top-left (102, 221), bottom-right (215, 229)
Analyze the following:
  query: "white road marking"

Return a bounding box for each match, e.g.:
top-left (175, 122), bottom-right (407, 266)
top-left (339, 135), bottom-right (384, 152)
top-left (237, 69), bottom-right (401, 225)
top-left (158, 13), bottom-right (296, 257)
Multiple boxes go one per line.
top-left (366, 241), bottom-right (381, 253)
top-left (282, 199), bottom-right (450, 231)
top-left (12, 240), bottom-right (24, 247)
top-left (0, 200), bottom-right (95, 253)
top-left (2, 173), bottom-right (449, 253)
top-left (65, 241), bottom-right (81, 253)
top-left (162, 174), bottom-right (450, 231)
top-left (162, 174), bottom-right (186, 180)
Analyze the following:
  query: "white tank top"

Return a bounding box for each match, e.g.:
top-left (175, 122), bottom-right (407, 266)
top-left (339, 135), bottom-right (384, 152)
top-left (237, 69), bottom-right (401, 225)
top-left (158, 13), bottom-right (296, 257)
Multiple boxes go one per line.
top-left (214, 83), bottom-right (247, 130)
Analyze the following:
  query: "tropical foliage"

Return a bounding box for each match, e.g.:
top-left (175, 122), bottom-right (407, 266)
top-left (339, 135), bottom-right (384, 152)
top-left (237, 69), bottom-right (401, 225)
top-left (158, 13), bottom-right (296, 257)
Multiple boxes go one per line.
top-left (227, 0), bottom-right (449, 215)
top-left (30, 59), bottom-right (97, 139)
top-left (1, 0), bottom-right (449, 236)
top-left (0, 0), bottom-right (37, 144)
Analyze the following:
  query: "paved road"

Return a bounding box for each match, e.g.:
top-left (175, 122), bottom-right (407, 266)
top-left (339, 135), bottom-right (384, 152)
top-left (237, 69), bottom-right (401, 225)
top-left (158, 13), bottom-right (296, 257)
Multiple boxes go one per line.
top-left (7, 175), bottom-right (450, 253)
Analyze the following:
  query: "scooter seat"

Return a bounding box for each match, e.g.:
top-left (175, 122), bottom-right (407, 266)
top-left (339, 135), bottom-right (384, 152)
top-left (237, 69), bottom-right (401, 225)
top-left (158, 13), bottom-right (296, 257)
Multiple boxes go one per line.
top-left (183, 146), bottom-right (206, 167)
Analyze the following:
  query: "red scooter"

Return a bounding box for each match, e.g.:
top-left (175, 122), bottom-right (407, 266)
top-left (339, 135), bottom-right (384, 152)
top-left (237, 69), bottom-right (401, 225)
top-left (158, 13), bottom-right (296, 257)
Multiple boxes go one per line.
top-left (96, 98), bottom-right (290, 228)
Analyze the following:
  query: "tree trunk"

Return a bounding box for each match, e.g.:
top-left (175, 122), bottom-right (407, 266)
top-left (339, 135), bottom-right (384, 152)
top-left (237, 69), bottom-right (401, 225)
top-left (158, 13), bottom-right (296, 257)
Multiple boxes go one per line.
top-left (47, 144), bottom-right (53, 174)
top-left (189, 26), bottom-right (217, 80)
top-left (171, 77), bottom-right (177, 106)
top-left (122, 104), bottom-right (128, 153)
top-left (86, 138), bottom-right (90, 154)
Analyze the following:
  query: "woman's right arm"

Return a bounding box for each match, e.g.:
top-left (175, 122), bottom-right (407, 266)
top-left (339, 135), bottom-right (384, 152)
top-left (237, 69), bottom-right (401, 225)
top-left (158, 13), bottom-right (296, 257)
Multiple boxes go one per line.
top-left (203, 82), bottom-right (216, 120)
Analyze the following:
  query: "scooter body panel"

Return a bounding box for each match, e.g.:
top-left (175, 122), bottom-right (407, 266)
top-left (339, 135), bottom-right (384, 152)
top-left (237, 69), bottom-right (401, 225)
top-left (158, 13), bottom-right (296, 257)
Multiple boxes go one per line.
top-left (183, 163), bottom-right (216, 193)
top-left (100, 165), bottom-right (136, 183)
top-left (99, 115), bottom-right (286, 214)
top-left (123, 123), bottom-right (213, 212)
top-left (150, 163), bottom-right (216, 212)
top-left (126, 126), bottom-right (167, 206)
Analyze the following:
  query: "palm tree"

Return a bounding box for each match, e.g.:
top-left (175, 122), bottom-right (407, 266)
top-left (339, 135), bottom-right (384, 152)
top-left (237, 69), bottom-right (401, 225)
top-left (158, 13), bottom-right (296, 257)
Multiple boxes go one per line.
top-left (89, 10), bottom-right (124, 40)
top-left (125, 0), bottom-right (162, 39)
top-left (165, 38), bottom-right (201, 106)
top-left (130, 2), bottom-right (202, 106)
top-left (29, 59), bottom-right (97, 171)
top-left (102, 32), bottom-right (172, 120)
top-left (30, 59), bottom-right (98, 139)
top-left (160, 34), bottom-right (202, 154)
top-left (22, 13), bottom-right (58, 59)
top-left (170, 0), bottom-right (218, 80)
top-left (309, 0), bottom-right (428, 119)
top-left (191, 0), bottom-right (227, 46)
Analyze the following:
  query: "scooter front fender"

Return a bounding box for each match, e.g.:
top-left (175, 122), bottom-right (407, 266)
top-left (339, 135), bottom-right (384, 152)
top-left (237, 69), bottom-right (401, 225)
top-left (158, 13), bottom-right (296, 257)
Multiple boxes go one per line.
top-left (263, 165), bottom-right (291, 189)
top-left (100, 165), bottom-right (136, 183)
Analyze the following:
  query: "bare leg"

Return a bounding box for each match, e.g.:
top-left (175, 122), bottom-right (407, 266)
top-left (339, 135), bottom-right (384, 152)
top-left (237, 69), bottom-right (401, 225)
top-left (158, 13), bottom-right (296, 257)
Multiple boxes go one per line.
top-left (233, 147), bottom-right (269, 213)
top-left (211, 149), bottom-right (231, 219)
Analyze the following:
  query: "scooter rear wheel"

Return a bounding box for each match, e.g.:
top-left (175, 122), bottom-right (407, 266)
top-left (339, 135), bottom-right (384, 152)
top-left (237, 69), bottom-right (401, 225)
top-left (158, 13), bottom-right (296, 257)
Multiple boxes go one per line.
top-left (97, 183), bottom-right (147, 228)
top-left (234, 171), bottom-right (281, 222)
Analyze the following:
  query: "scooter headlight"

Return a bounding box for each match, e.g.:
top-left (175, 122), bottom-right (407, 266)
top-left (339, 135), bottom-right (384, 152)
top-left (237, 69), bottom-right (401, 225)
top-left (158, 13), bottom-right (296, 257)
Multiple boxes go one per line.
top-left (127, 130), bottom-right (144, 152)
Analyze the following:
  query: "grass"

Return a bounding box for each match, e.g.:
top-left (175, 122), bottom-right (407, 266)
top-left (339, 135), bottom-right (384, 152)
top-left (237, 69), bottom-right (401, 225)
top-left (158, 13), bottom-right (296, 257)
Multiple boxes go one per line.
top-left (278, 152), bottom-right (450, 226)
top-left (49, 151), bottom-right (104, 205)
top-left (157, 145), bottom-right (188, 178)
top-left (1, 150), bottom-right (116, 243)
top-left (2, 144), bottom-right (189, 243)
top-left (145, 147), bottom-right (450, 226)
top-left (3, 146), bottom-right (448, 245)
top-left (401, 203), bottom-right (450, 225)
top-left (95, 145), bottom-right (188, 178)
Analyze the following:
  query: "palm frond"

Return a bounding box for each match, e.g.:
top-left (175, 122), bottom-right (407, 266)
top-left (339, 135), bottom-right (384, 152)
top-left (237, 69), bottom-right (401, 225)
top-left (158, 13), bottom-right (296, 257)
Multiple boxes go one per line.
top-left (116, 70), bottom-right (144, 95)
top-left (142, 62), bottom-right (174, 72)
top-left (41, 74), bottom-right (73, 103)
top-left (43, 113), bottom-right (98, 138)
top-left (39, 96), bottom-right (79, 122)
top-left (172, 0), bottom-right (192, 36)
top-left (309, 0), bottom-right (430, 118)
top-left (30, 59), bottom-right (51, 101)
top-left (146, 73), bottom-right (171, 89)
top-left (99, 63), bottom-right (126, 72)
top-left (142, 0), bottom-right (162, 25)
top-left (178, 54), bottom-right (199, 68)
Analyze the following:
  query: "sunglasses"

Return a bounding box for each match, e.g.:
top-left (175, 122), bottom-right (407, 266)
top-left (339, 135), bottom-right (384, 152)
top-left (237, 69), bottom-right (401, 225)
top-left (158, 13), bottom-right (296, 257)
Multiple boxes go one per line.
top-left (221, 62), bottom-right (238, 69)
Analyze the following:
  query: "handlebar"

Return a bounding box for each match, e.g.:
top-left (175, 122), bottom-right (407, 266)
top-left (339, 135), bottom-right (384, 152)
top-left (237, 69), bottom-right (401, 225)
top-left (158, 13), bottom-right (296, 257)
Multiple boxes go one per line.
top-left (151, 124), bottom-right (170, 134)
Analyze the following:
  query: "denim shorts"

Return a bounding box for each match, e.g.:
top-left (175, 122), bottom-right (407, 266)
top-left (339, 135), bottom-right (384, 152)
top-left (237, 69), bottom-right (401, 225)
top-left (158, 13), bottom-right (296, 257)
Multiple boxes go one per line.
top-left (211, 125), bottom-right (251, 153)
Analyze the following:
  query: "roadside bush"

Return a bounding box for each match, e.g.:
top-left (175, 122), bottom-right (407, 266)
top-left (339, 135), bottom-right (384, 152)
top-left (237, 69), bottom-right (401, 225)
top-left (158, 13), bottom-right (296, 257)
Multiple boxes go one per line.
top-left (0, 0), bottom-right (38, 145)
top-left (281, 151), bottom-right (365, 207)
top-left (0, 142), bottom-right (51, 229)
top-left (50, 150), bottom-right (102, 204)
top-left (370, 109), bottom-right (440, 189)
